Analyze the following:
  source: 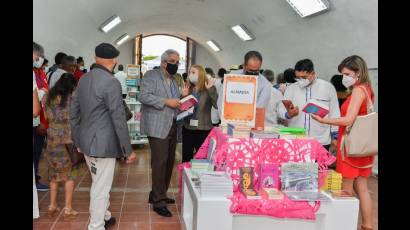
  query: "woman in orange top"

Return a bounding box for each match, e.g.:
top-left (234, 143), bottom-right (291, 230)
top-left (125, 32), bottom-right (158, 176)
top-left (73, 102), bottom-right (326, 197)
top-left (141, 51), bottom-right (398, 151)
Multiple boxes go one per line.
top-left (312, 55), bottom-right (375, 230)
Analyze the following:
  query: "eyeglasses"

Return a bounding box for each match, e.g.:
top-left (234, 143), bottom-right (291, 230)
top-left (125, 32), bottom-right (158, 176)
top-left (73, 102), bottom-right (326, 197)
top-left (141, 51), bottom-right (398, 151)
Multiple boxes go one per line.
top-left (167, 61), bottom-right (180, 66)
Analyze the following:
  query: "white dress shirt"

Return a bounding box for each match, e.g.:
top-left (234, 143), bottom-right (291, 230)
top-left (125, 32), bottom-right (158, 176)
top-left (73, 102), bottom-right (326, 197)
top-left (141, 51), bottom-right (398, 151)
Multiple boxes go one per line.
top-left (279, 78), bottom-right (340, 145)
top-left (265, 86), bottom-right (285, 126)
top-left (47, 68), bottom-right (66, 89)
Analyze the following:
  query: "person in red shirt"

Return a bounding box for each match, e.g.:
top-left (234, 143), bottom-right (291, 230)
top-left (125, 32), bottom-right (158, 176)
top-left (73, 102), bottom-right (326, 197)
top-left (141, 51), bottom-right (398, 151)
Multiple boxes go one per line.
top-left (33, 57), bottom-right (50, 191)
top-left (73, 60), bottom-right (84, 82)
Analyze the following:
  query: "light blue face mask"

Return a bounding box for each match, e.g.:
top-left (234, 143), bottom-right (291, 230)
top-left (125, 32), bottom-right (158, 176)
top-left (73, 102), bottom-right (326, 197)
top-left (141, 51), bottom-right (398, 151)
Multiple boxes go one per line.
top-left (44, 66), bottom-right (49, 73)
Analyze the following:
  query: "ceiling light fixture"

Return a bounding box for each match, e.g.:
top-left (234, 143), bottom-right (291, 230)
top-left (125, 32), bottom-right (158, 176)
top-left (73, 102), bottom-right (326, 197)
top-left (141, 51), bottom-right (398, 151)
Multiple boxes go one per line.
top-left (115, 33), bottom-right (130, 46)
top-left (100, 15), bottom-right (122, 33)
top-left (231, 24), bottom-right (254, 41)
top-left (286, 0), bottom-right (330, 18)
top-left (206, 40), bottom-right (221, 52)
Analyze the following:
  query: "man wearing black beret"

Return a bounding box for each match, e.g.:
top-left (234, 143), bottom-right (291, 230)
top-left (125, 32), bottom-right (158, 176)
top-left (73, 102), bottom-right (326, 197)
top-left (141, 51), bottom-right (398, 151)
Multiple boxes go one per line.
top-left (70, 43), bottom-right (137, 230)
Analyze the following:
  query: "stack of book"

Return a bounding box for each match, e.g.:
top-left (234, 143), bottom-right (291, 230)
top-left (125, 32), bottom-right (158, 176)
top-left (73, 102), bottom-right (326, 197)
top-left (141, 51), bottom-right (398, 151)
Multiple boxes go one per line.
top-left (199, 171), bottom-right (233, 198)
top-left (227, 123), bottom-right (252, 138)
top-left (280, 162), bottom-right (330, 201)
top-left (321, 170), bottom-right (342, 191)
top-left (191, 159), bottom-right (213, 177)
top-left (260, 188), bottom-right (284, 200)
top-left (325, 190), bottom-right (355, 199)
top-left (250, 130), bottom-right (280, 139)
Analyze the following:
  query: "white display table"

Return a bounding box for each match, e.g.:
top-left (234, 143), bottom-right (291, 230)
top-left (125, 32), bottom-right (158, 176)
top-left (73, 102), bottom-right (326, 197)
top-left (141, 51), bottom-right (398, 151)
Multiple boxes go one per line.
top-left (182, 168), bottom-right (359, 230)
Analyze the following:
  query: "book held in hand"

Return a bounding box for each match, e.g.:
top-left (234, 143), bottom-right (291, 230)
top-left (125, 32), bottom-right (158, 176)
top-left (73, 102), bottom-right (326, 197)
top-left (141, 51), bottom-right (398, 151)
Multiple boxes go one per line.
top-left (302, 99), bottom-right (329, 118)
top-left (179, 95), bottom-right (198, 111)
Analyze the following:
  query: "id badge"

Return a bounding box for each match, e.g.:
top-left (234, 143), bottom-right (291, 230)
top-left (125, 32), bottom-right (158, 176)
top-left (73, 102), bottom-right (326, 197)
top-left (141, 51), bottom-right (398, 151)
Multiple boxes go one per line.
top-left (190, 119), bottom-right (199, 127)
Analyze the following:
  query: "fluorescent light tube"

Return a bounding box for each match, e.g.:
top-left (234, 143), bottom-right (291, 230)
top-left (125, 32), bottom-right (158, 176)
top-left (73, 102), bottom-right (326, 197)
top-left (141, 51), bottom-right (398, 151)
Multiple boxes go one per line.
top-left (286, 0), bottom-right (329, 18)
top-left (100, 15), bottom-right (121, 33)
top-left (231, 25), bottom-right (254, 41)
top-left (115, 34), bottom-right (130, 46)
top-left (206, 40), bottom-right (221, 52)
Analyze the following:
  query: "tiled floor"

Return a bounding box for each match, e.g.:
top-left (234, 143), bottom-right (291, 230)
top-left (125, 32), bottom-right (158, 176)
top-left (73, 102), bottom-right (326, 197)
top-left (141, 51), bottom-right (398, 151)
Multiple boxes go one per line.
top-left (33, 144), bottom-right (378, 230)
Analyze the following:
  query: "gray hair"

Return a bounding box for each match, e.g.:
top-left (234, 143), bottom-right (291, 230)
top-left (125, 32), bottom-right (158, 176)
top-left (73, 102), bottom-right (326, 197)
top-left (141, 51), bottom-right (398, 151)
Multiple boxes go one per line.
top-left (161, 49), bottom-right (180, 63)
top-left (262, 69), bottom-right (275, 82)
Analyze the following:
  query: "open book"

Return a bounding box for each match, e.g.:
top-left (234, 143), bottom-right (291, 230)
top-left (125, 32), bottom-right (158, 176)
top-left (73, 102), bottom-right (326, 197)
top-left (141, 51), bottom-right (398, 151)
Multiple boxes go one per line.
top-left (302, 99), bottom-right (329, 118)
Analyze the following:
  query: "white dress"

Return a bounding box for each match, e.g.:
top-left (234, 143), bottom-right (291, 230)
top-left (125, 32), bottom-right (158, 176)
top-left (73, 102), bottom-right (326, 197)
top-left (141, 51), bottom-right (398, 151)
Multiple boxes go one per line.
top-left (33, 72), bottom-right (40, 219)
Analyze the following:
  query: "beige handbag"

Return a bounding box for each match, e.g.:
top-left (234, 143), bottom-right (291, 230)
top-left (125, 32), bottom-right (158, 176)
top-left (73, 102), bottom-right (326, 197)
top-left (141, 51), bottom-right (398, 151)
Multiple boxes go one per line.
top-left (340, 86), bottom-right (378, 168)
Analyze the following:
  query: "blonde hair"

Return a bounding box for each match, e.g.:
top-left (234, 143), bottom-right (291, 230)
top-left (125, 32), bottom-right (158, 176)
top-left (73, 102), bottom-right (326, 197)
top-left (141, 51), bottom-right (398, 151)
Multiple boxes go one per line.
top-left (189, 64), bottom-right (207, 92)
top-left (338, 55), bottom-right (373, 93)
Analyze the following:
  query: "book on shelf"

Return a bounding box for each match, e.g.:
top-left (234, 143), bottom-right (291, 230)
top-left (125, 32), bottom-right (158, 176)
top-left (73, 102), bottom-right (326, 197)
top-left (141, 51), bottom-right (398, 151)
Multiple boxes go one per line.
top-left (207, 137), bottom-right (217, 162)
top-left (280, 162), bottom-right (328, 201)
top-left (240, 167), bottom-right (260, 199)
top-left (198, 171), bottom-right (233, 197)
top-left (302, 99), bottom-right (329, 118)
top-left (253, 108), bottom-right (265, 131)
top-left (250, 130), bottom-right (280, 139)
top-left (227, 123), bottom-right (252, 138)
top-left (325, 190), bottom-right (355, 199)
top-left (258, 163), bottom-right (280, 190)
top-left (260, 188), bottom-right (284, 200)
top-left (179, 95), bottom-right (198, 112)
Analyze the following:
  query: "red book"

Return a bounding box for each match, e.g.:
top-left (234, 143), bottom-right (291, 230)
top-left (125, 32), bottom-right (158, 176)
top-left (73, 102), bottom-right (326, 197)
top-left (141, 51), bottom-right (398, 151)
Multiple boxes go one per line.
top-left (179, 95), bottom-right (198, 112)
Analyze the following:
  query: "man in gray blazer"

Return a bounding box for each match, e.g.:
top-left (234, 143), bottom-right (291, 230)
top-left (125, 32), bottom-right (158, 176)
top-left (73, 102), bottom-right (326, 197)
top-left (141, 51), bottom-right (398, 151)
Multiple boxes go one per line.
top-left (140, 49), bottom-right (188, 217)
top-left (70, 43), bottom-right (137, 230)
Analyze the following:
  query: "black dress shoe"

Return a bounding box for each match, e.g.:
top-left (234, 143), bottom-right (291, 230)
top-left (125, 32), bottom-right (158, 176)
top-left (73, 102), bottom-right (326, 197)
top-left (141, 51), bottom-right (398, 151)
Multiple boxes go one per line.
top-left (148, 197), bottom-right (175, 204)
top-left (104, 217), bottom-right (116, 229)
top-left (153, 206), bottom-right (172, 217)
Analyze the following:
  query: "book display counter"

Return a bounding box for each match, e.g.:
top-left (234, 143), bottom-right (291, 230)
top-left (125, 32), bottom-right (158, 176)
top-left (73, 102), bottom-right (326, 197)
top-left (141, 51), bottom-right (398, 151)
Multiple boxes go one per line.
top-left (179, 127), bottom-right (360, 230)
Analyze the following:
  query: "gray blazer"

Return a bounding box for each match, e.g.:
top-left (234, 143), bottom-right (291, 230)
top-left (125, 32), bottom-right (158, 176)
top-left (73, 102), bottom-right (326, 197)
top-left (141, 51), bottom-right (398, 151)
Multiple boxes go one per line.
top-left (70, 64), bottom-right (132, 158)
top-left (139, 68), bottom-right (180, 139)
top-left (183, 86), bottom-right (218, 131)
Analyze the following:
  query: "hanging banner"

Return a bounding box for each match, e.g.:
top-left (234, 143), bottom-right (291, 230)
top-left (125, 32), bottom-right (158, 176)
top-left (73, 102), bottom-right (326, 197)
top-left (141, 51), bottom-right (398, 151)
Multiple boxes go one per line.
top-left (221, 74), bottom-right (258, 127)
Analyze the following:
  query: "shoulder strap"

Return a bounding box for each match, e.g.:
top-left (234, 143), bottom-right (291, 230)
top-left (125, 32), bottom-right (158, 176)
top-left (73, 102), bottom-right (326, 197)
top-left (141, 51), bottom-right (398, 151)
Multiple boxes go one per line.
top-left (357, 85), bottom-right (374, 113)
top-left (47, 71), bottom-right (55, 85)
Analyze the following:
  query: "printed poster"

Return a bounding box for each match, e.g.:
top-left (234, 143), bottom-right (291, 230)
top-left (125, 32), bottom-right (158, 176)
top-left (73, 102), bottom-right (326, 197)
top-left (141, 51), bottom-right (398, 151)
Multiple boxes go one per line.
top-left (221, 74), bottom-right (258, 127)
top-left (127, 64), bottom-right (140, 79)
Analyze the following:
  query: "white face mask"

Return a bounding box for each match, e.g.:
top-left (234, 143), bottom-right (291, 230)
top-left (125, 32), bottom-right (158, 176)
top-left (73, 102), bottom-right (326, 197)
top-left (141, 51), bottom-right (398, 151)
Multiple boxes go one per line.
top-left (189, 74), bottom-right (198, 84)
top-left (33, 57), bottom-right (44, 68)
top-left (342, 75), bottom-right (357, 88)
top-left (297, 78), bottom-right (311, 88)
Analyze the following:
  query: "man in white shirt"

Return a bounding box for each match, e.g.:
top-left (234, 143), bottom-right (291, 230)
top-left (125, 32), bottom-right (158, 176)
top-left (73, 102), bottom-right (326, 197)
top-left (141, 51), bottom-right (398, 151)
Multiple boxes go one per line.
top-left (47, 55), bottom-right (76, 89)
top-left (262, 69), bottom-right (286, 126)
top-left (279, 59), bottom-right (340, 150)
top-left (114, 64), bottom-right (128, 98)
top-left (217, 51), bottom-right (272, 120)
top-left (211, 68), bottom-right (226, 125)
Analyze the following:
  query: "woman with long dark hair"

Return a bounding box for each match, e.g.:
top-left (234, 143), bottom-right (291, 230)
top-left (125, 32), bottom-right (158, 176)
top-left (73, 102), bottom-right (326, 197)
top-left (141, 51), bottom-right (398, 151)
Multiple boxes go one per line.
top-left (42, 73), bottom-right (80, 219)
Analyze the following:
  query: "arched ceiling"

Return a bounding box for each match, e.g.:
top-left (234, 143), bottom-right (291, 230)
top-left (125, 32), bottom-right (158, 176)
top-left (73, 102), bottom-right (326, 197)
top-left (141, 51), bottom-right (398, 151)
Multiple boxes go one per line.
top-left (34, 0), bottom-right (377, 80)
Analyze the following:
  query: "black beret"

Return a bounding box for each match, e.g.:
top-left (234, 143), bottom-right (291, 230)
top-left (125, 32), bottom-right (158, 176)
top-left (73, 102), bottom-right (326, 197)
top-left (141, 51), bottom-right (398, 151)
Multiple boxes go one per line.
top-left (95, 43), bottom-right (120, 59)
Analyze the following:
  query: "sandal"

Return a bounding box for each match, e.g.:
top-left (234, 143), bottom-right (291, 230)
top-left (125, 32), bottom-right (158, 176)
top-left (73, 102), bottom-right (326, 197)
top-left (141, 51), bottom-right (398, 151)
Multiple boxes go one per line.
top-left (63, 207), bottom-right (79, 219)
top-left (47, 205), bottom-right (60, 217)
top-left (361, 226), bottom-right (373, 230)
